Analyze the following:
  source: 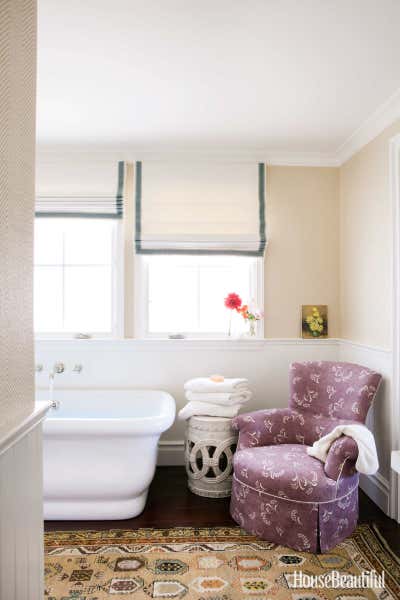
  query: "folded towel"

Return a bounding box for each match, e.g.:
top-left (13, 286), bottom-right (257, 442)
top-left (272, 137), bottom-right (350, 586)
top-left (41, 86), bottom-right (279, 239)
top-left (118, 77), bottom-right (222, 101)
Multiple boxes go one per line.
top-left (185, 390), bottom-right (252, 406)
top-left (178, 401), bottom-right (242, 421)
top-left (307, 424), bottom-right (379, 475)
top-left (184, 377), bottom-right (248, 393)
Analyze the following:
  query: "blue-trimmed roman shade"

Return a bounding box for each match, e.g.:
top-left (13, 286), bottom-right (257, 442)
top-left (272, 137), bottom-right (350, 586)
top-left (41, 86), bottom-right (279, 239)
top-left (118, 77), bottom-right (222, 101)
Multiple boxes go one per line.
top-left (35, 161), bottom-right (126, 218)
top-left (135, 161), bottom-right (266, 256)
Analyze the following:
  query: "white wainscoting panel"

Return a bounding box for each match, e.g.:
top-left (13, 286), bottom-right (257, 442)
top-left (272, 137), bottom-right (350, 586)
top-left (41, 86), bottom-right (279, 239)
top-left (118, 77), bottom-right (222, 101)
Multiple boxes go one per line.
top-left (338, 339), bottom-right (392, 514)
top-left (35, 338), bottom-right (393, 515)
top-left (35, 338), bottom-right (339, 458)
top-left (0, 422), bottom-right (45, 600)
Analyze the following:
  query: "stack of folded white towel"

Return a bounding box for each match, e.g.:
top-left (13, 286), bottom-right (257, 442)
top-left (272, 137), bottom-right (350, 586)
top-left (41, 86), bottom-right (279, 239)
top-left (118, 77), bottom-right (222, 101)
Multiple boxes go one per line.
top-left (178, 376), bottom-right (252, 420)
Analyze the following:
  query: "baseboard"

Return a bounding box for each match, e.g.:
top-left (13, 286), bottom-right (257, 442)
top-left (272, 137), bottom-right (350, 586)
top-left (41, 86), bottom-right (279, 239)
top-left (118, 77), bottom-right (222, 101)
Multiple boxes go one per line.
top-left (359, 472), bottom-right (390, 514)
top-left (158, 441), bottom-right (185, 466)
top-left (158, 443), bottom-right (392, 518)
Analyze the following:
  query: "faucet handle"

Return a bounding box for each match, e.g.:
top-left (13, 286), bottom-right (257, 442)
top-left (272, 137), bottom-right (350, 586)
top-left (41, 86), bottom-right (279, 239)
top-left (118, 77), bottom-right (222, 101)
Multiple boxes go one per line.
top-left (54, 362), bottom-right (65, 374)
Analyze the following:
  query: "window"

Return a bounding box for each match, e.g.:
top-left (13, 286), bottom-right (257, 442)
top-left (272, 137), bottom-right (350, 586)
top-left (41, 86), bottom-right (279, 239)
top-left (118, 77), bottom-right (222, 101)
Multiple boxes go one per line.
top-left (136, 255), bottom-right (263, 338)
top-left (34, 219), bottom-right (122, 337)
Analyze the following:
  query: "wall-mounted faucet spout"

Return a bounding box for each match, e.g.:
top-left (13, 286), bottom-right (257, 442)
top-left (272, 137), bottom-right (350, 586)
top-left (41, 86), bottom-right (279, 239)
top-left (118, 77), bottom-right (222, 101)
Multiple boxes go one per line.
top-left (49, 362), bottom-right (65, 409)
top-left (53, 362), bottom-right (65, 375)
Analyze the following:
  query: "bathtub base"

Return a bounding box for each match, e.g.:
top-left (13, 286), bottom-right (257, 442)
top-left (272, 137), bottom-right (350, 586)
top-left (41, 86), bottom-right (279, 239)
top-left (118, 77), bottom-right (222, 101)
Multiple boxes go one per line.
top-left (41, 389), bottom-right (176, 521)
top-left (44, 490), bottom-right (149, 520)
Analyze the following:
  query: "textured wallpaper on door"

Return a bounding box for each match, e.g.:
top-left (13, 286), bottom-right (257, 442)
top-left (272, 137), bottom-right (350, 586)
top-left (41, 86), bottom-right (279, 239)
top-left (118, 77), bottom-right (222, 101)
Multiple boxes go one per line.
top-left (0, 0), bottom-right (36, 439)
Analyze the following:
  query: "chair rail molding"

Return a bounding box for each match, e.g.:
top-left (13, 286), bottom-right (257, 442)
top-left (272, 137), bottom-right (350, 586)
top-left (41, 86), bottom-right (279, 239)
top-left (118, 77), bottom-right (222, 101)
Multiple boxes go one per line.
top-left (0, 401), bottom-right (50, 457)
top-left (391, 133), bottom-right (400, 522)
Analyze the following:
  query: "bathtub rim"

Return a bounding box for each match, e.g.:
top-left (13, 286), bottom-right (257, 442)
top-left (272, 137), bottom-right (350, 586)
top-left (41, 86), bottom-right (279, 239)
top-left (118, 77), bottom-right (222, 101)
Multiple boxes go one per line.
top-left (42, 388), bottom-right (176, 436)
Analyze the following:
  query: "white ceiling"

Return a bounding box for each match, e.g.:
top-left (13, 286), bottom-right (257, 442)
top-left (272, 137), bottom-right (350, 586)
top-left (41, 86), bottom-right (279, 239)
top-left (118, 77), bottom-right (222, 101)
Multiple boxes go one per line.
top-left (37, 0), bottom-right (400, 159)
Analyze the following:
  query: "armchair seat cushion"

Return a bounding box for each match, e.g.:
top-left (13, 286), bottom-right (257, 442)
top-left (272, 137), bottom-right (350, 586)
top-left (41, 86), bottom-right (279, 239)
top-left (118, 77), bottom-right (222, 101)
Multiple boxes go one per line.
top-left (233, 444), bottom-right (358, 503)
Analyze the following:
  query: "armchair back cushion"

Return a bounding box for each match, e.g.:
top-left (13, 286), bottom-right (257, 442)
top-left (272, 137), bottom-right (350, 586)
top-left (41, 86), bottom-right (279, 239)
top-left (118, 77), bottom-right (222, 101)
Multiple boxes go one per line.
top-left (289, 361), bottom-right (381, 422)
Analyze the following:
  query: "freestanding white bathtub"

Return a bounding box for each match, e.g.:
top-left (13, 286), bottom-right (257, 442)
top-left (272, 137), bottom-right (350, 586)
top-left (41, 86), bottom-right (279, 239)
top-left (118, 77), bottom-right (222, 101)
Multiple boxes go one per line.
top-left (39, 389), bottom-right (175, 520)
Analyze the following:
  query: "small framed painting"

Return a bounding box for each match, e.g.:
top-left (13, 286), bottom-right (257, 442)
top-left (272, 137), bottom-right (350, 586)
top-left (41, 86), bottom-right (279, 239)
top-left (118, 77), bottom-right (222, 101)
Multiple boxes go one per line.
top-left (301, 305), bottom-right (328, 338)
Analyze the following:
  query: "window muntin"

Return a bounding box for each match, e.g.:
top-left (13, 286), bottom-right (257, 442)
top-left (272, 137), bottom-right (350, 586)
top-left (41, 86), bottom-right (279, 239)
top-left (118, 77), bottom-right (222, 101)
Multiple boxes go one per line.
top-left (138, 255), bottom-right (263, 337)
top-left (34, 218), bottom-right (121, 336)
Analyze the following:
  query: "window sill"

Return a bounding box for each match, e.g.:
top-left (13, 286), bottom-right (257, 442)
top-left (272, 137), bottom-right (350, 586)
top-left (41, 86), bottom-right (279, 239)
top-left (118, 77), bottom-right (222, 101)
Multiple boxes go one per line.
top-left (35, 337), bottom-right (339, 352)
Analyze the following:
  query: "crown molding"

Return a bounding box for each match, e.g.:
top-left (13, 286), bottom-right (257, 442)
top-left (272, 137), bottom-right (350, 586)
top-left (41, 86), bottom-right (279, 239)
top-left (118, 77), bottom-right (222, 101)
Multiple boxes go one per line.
top-left (336, 86), bottom-right (400, 165)
top-left (36, 146), bottom-right (339, 167)
top-left (263, 152), bottom-right (339, 167)
top-left (37, 85), bottom-right (400, 168)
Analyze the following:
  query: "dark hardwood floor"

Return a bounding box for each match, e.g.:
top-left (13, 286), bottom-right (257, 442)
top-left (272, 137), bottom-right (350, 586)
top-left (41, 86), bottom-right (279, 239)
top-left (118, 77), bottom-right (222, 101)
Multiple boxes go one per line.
top-left (45, 466), bottom-right (400, 555)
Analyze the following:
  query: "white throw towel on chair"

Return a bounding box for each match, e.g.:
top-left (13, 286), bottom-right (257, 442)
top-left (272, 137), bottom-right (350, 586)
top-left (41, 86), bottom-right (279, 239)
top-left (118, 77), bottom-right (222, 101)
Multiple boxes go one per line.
top-left (185, 390), bottom-right (252, 406)
top-left (307, 424), bottom-right (379, 475)
top-left (178, 401), bottom-right (242, 420)
top-left (184, 377), bottom-right (248, 393)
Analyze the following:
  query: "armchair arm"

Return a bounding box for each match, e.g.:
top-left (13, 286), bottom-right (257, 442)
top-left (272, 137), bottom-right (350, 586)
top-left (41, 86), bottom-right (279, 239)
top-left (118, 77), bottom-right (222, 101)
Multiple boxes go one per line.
top-left (232, 408), bottom-right (306, 450)
top-left (324, 435), bottom-right (359, 480)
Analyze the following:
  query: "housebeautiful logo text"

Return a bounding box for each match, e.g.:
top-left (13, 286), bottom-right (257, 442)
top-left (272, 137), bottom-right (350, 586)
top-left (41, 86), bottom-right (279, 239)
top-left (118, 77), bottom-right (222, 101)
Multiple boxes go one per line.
top-left (287, 570), bottom-right (385, 589)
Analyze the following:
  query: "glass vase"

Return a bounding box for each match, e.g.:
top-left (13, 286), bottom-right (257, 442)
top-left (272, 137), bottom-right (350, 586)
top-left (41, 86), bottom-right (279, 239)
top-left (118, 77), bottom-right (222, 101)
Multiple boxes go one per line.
top-left (248, 320), bottom-right (256, 337)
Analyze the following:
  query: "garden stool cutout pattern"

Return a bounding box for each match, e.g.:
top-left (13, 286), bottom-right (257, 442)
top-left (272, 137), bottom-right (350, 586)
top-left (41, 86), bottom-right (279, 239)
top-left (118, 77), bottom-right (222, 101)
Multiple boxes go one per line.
top-left (185, 416), bottom-right (238, 498)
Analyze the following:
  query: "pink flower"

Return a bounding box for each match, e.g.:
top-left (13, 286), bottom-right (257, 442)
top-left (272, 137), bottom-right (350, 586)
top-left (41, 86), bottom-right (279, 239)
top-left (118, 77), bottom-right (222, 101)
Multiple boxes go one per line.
top-left (224, 293), bottom-right (242, 310)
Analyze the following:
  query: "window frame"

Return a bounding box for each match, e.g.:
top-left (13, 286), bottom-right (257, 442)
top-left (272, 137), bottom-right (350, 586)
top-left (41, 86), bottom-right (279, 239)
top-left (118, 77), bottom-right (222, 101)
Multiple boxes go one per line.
top-left (134, 254), bottom-right (264, 339)
top-left (34, 218), bottom-right (124, 340)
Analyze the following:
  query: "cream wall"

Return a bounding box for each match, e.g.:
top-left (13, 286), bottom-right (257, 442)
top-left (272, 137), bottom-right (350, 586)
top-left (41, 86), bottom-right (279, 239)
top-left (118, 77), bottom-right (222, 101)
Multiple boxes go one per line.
top-left (338, 120), bottom-right (400, 507)
top-left (36, 156), bottom-right (341, 339)
top-left (339, 119), bottom-right (400, 349)
top-left (265, 166), bottom-right (339, 338)
top-left (0, 0), bottom-right (36, 438)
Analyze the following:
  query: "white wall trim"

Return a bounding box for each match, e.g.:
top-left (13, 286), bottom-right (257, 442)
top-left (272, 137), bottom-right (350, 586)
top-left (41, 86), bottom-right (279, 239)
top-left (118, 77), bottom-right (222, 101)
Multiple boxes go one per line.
top-left (262, 152), bottom-right (338, 167)
top-left (37, 337), bottom-right (395, 357)
top-left (159, 440), bottom-right (393, 510)
top-left (337, 338), bottom-right (392, 355)
top-left (359, 472), bottom-right (390, 515)
top-left (0, 423), bottom-right (46, 600)
top-left (134, 255), bottom-right (265, 340)
top-left (392, 450), bottom-right (400, 473)
top-left (338, 337), bottom-right (393, 517)
top-left (0, 401), bottom-right (50, 458)
top-left (158, 440), bottom-right (185, 466)
top-left (390, 133), bottom-right (400, 522)
top-left (337, 87), bottom-right (400, 165)
top-left (37, 85), bottom-right (400, 169)
top-left (35, 337), bottom-right (341, 354)
top-left (37, 147), bottom-right (339, 168)
top-left (36, 336), bottom-right (393, 513)
top-left (35, 336), bottom-right (393, 354)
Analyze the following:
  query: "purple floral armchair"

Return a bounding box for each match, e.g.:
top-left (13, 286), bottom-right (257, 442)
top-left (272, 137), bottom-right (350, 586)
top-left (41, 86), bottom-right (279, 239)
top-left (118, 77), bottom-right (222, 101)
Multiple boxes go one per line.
top-left (230, 361), bottom-right (381, 553)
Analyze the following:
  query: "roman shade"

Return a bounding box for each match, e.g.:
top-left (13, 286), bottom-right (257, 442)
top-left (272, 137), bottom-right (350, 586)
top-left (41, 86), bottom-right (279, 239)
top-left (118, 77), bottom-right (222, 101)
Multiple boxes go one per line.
top-left (35, 161), bottom-right (126, 218)
top-left (135, 161), bottom-right (266, 255)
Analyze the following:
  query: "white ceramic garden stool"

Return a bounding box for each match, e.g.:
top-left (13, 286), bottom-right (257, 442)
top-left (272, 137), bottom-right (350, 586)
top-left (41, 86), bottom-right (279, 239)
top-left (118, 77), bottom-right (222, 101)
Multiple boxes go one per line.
top-left (185, 416), bottom-right (238, 498)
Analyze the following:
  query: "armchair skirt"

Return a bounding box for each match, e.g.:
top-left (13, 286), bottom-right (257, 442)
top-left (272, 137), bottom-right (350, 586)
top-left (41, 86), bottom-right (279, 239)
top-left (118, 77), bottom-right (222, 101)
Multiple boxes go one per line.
top-left (230, 443), bottom-right (359, 553)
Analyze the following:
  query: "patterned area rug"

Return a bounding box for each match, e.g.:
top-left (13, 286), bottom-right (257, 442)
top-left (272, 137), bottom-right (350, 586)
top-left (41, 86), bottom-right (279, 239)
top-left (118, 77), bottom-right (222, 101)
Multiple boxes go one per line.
top-left (44, 525), bottom-right (399, 599)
